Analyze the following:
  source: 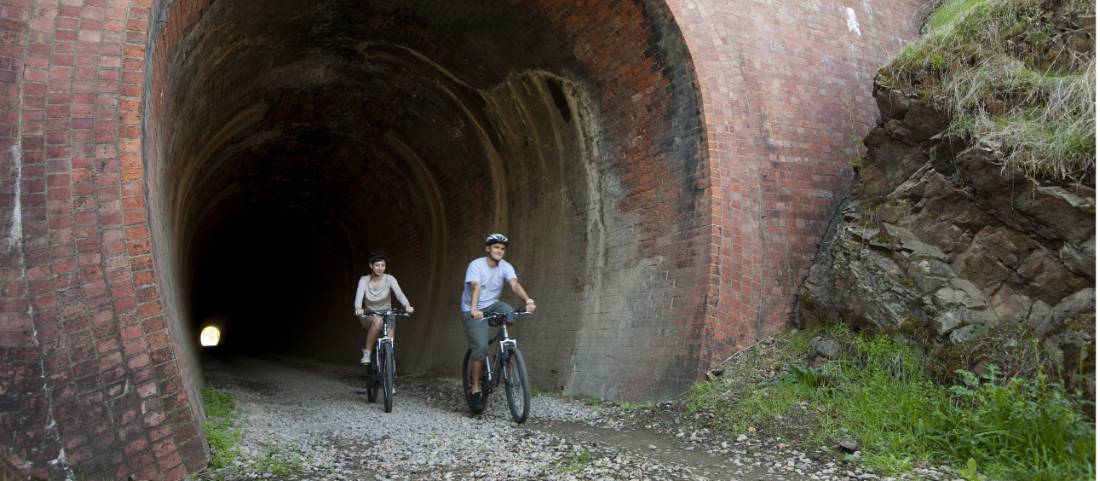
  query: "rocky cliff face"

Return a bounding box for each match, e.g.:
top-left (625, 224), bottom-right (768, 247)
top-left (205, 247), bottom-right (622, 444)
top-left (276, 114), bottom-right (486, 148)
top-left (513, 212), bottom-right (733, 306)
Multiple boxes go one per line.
top-left (798, 79), bottom-right (1094, 396)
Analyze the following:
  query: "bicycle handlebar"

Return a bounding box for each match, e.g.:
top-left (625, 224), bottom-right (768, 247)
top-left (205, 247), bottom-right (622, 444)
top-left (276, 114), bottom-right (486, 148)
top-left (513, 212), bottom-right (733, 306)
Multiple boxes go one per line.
top-left (359, 309), bottom-right (412, 318)
top-left (482, 309), bottom-right (532, 326)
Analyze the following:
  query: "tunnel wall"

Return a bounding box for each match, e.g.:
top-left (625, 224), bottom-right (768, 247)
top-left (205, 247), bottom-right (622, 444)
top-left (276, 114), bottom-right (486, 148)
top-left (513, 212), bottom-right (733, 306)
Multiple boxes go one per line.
top-left (0, 1), bottom-right (926, 480)
top-left (0, 0), bottom-right (206, 480)
top-left (668, 0), bottom-right (927, 366)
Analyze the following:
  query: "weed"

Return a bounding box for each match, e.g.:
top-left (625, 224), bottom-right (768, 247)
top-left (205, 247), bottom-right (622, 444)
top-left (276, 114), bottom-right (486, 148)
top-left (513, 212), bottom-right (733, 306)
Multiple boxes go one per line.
top-left (555, 449), bottom-right (592, 474)
top-left (618, 401), bottom-right (653, 412)
top-left (884, 0), bottom-right (1096, 183)
top-left (251, 444), bottom-right (304, 477)
top-left (202, 388), bottom-right (243, 470)
top-left (687, 327), bottom-right (1095, 480)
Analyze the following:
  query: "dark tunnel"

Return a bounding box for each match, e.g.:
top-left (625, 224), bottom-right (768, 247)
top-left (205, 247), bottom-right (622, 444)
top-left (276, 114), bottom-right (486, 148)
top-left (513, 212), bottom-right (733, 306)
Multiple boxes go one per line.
top-left (143, 0), bottom-right (706, 399)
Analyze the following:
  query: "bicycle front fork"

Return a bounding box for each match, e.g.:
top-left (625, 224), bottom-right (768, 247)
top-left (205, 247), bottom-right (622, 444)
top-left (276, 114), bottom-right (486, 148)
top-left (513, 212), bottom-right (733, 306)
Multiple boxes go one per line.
top-left (374, 338), bottom-right (394, 370)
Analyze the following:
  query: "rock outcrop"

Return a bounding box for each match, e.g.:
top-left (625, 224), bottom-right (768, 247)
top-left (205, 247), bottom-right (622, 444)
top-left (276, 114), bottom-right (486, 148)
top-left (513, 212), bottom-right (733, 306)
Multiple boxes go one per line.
top-left (799, 79), bottom-right (1095, 396)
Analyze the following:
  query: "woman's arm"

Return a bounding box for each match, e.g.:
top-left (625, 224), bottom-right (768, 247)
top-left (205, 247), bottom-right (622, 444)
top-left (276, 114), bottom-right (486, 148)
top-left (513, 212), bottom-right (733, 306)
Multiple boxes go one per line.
top-left (388, 275), bottom-right (412, 310)
top-left (353, 277), bottom-right (366, 314)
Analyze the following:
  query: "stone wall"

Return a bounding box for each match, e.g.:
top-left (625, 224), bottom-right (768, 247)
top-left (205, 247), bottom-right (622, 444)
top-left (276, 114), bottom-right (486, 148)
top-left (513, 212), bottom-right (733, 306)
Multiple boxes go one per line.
top-left (800, 80), bottom-right (1095, 395)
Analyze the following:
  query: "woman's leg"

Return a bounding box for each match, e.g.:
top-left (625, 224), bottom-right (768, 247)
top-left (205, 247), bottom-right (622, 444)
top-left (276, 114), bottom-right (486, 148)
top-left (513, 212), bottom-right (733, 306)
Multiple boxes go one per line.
top-left (362, 315), bottom-right (382, 363)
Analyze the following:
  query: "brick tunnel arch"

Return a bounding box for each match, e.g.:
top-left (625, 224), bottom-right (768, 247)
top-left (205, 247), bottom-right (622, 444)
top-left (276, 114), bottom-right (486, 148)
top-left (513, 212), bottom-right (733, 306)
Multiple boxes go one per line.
top-left (144, 0), bottom-right (709, 405)
top-left (0, 0), bottom-right (928, 477)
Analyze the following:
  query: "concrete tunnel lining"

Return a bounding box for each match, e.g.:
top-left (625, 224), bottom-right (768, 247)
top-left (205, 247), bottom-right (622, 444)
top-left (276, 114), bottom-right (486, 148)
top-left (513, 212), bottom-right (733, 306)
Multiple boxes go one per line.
top-left (143, 0), bottom-right (709, 403)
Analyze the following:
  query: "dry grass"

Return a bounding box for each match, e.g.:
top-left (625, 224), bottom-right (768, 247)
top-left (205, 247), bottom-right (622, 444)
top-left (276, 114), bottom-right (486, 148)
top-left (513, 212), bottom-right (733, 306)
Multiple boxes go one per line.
top-left (884, 0), bottom-right (1095, 183)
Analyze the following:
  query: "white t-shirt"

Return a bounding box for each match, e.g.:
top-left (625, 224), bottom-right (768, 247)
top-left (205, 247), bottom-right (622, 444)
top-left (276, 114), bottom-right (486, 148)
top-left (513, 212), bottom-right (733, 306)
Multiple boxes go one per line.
top-left (460, 257), bottom-right (517, 312)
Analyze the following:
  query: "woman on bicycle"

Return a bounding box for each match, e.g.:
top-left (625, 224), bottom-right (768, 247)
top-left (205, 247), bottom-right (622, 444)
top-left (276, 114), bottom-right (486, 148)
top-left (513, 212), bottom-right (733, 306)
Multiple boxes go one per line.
top-left (353, 251), bottom-right (414, 365)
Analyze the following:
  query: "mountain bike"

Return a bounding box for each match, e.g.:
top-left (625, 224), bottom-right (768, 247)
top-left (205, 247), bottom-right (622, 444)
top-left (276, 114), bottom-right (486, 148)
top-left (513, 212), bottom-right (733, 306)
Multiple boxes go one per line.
top-left (360, 309), bottom-right (409, 413)
top-left (462, 309), bottom-right (531, 423)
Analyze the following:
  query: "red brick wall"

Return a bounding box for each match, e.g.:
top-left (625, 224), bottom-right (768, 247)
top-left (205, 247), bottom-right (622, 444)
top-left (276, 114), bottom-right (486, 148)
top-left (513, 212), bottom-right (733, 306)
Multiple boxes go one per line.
top-left (665, 0), bottom-right (925, 368)
top-left (0, 0), bottom-right (926, 478)
top-left (0, 0), bottom-right (205, 479)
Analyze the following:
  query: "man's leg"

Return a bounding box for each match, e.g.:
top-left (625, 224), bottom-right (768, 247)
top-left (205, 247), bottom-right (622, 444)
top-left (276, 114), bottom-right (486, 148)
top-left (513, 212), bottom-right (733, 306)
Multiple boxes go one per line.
top-left (485, 301), bottom-right (516, 338)
top-left (470, 302), bottom-right (515, 390)
top-left (462, 312), bottom-right (489, 394)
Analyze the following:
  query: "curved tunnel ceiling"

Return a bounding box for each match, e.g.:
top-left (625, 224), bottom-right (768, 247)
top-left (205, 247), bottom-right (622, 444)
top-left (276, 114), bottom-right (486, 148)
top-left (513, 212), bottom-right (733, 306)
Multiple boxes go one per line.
top-left (144, 0), bottom-right (707, 399)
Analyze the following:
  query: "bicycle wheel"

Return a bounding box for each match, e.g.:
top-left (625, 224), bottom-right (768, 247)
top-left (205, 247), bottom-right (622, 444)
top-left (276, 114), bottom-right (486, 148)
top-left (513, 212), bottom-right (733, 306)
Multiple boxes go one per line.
top-left (503, 347), bottom-right (530, 423)
top-left (381, 343), bottom-right (395, 413)
top-left (366, 357), bottom-right (378, 403)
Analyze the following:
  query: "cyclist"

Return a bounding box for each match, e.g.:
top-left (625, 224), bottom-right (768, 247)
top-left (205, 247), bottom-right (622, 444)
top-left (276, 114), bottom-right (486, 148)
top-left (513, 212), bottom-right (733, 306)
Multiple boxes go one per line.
top-left (354, 251), bottom-right (414, 365)
top-left (460, 233), bottom-right (536, 411)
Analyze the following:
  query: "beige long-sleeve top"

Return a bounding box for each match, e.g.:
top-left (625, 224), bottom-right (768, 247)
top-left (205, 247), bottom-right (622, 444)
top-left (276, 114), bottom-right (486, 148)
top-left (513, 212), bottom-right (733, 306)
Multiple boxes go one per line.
top-left (353, 274), bottom-right (410, 311)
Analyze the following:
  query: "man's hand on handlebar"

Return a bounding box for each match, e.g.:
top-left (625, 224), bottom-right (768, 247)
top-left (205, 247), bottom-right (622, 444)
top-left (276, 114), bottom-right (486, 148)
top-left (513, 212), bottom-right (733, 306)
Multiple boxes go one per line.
top-left (525, 301), bottom-right (536, 314)
top-left (471, 308), bottom-right (483, 320)
top-left (404, 305), bottom-right (415, 314)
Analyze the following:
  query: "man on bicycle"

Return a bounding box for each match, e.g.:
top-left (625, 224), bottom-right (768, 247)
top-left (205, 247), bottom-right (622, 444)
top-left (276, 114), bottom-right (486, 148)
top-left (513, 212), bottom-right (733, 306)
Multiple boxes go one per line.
top-left (461, 233), bottom-right (536, 411)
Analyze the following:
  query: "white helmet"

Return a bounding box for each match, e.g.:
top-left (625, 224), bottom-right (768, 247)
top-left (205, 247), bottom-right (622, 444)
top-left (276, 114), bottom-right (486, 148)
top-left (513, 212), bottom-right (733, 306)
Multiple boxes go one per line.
top-left (485, 233), bottom-right (509, 246)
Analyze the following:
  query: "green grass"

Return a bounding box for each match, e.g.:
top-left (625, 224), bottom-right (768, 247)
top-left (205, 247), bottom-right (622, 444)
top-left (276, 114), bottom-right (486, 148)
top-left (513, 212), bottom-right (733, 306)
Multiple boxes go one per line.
top-left (202, 388), bottom-right (243, 470)
top-left (580, 395), bottom-right (603, 407)
top-left (618, 401), bottom-right (653, 412)
top-left (686, 326), bottom-right (1095, 480)
top-left (251, 443), bottom-right (304, 477)
top-left (925, 0), bottom-right (987, 31)
top-left (554, 449), bottom-right (592, 474)
top-left (884, 0), bottom-right (1096, 183)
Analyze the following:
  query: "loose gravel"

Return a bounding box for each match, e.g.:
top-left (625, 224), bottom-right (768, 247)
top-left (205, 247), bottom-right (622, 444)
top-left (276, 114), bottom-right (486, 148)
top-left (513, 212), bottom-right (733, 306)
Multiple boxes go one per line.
top-left (197, 355), bottom-right (963, 481)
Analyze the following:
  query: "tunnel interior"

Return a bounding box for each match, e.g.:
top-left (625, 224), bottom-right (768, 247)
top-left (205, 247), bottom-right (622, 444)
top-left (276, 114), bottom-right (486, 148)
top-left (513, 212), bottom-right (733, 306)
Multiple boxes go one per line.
top-left (145, 0), bottom-right (707, 399)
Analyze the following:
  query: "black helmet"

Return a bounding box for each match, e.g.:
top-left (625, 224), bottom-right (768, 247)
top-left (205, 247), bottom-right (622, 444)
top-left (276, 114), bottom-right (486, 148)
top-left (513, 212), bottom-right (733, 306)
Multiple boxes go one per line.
top-left (367, 250), bottom-right (386, 263)
top-left (485, 233), bottom-right (509, 246)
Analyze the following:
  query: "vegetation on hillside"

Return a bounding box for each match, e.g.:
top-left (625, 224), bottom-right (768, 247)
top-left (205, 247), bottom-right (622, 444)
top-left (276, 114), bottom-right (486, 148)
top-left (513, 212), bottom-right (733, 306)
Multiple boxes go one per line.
top-left (686, 326), bottom-right (1095, 481)
top-left (881, 0), bottom-right (1095, 183)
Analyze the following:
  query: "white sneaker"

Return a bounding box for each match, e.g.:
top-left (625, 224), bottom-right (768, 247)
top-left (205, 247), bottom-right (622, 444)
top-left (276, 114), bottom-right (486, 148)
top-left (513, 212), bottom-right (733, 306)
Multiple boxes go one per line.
top-left (360, 350), bottom-right (371, 365)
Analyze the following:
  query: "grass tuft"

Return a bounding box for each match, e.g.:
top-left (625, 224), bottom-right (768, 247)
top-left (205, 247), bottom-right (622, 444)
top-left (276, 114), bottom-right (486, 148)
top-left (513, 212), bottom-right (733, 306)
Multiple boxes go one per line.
top-left (251, 443), bottom-right (304, 477)
top-left (885, 0), bottom-right (1095, 183)
top-left (554, 449), bottom-right (593, 474)
top-left (202, 388), bottom-right (243, 470)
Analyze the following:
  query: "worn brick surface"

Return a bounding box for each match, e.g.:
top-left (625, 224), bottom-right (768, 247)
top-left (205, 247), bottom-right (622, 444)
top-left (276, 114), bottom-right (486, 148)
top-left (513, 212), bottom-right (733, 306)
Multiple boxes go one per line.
top-left (0, 0), bottom-right (204, 479)
top-left (1, 0), bottom-right (924, 478)
top-left (665, 0), bottom-right (924, 372)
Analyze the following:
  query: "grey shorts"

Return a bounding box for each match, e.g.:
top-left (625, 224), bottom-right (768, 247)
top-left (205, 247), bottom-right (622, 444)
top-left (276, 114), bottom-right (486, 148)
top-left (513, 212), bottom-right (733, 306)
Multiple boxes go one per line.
top-left (462, 301), bottom-right (515, 360)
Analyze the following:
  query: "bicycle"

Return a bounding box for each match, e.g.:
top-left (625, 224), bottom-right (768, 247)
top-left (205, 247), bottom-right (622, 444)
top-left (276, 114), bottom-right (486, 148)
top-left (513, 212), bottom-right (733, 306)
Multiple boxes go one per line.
top-left (359, 309), bottom-right (409, 413)
top-left (462, 309), bottom-right (532, 423)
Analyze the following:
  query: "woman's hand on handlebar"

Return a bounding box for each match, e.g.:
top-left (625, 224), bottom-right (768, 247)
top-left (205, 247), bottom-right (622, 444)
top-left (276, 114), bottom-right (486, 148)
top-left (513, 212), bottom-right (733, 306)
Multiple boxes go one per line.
top-left (404, 305), bottom-right (415, 314)
top-left (355, 309), bottom-right (364, 316)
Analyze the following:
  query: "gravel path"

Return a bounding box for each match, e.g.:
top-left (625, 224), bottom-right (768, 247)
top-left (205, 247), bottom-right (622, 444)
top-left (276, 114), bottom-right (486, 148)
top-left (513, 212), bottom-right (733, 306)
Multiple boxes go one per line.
top-left (198, 355), bottom-right (960, 481)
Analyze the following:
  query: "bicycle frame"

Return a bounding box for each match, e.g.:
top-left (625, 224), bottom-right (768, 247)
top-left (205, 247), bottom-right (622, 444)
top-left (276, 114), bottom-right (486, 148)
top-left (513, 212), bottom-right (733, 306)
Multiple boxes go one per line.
top-left (483, 314), bottom-right (522, 390)
top-left (374, 316), bottom-right (395, 367)
top-left (364, 310), bottom-right (406, 368)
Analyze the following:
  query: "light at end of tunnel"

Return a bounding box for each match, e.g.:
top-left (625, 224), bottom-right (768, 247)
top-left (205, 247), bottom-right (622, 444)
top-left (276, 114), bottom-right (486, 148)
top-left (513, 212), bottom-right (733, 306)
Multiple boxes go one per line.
top-left (200, 326), bottom-right (221, 347)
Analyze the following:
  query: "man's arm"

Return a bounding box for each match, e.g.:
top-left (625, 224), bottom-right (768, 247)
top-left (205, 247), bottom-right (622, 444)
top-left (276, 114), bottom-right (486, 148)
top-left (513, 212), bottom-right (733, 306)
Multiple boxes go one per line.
top-left (469, 282), bottom-right (483, 319)
top-left (509, 278), bottom-right (536, 313)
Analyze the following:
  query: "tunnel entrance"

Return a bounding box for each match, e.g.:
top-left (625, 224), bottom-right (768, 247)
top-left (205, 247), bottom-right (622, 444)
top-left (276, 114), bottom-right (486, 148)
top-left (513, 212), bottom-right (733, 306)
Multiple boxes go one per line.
top-left (145, 0), bottom-right (707, 401)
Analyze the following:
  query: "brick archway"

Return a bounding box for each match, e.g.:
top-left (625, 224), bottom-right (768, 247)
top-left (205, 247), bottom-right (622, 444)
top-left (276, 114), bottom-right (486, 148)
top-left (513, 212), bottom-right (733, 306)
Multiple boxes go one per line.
top-left (0, 1), bottom-right (922, 479)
